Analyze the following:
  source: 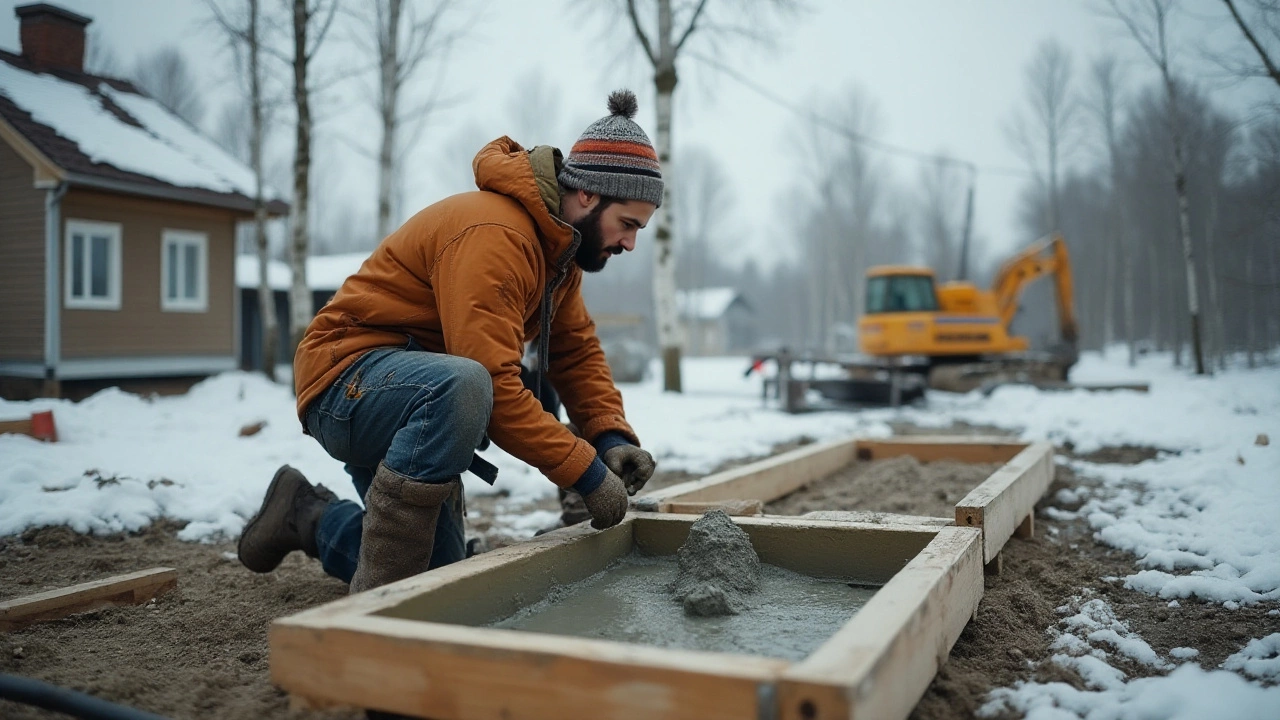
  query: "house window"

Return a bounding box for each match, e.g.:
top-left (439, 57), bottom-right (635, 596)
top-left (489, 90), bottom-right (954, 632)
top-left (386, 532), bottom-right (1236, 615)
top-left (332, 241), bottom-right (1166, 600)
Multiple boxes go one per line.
top-left (65, 220), bottom-right (122, 310)
top-left (161, 230), bottom-right (208, 312)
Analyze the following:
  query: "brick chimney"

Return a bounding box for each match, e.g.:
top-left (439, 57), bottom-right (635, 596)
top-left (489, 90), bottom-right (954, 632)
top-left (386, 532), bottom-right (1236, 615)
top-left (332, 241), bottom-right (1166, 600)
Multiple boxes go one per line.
top-left (16, 3), bottom-right (93, 73)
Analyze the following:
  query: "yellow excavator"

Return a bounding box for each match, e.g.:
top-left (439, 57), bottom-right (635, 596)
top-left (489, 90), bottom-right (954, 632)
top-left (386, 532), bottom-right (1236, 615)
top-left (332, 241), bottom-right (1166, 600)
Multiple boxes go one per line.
top-left (857, 234), bottom-right (1079, 392)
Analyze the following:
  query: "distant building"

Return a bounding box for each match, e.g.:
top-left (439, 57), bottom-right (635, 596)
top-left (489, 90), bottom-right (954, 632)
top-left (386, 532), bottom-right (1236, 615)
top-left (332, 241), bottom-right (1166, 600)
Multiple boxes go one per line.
top-left (0, 3), bottom-right (288, 400)
top-left (236, 253), bottom-right (369, 370)
top-left (676, 287), bottom-right (756, 356)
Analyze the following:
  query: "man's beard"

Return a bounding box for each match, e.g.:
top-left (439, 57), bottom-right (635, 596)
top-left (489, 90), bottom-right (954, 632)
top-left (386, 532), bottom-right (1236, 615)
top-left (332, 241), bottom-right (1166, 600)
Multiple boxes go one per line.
top-left (571, 204), bottom-right (620, 273)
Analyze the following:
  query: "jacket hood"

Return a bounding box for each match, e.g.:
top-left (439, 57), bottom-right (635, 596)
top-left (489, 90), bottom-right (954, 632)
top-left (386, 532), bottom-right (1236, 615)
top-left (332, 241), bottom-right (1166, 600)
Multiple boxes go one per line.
top-left (473, 137), bottom-right (575, 262)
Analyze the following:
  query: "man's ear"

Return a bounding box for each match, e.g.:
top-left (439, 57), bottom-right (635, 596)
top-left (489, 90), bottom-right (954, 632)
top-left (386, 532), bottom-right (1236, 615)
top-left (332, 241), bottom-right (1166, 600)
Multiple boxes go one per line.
top-left (578, 189), bottom-right (599, 212)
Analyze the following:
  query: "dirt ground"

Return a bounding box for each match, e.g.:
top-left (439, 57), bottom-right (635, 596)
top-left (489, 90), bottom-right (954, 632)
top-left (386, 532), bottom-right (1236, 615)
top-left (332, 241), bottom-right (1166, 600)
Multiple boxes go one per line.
top-left (765, 455), bottom-right (1002, 518)
top-left (2, 432), bottom-right (1276, 720)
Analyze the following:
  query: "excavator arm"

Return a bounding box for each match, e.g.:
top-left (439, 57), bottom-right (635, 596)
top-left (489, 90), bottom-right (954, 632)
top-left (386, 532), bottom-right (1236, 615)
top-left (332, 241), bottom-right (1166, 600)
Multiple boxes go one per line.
top-left (990, 234), bottom-right (1079, 345)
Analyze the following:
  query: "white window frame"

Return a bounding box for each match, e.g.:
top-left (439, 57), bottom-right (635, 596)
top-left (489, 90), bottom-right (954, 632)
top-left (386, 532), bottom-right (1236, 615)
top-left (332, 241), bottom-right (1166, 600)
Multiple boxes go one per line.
top-left (65, 219), bottom-right (123, 310)
top-left (160, 229), bottom-right (209, 312)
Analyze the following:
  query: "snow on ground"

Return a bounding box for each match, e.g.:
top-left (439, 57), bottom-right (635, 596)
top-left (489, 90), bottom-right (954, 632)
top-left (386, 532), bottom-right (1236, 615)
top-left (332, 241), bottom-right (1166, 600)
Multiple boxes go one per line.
top-left (0, 357), bottom-right (886, 541)
top-left (3, 348), bottom-right (1278, 714)
top-left (891, 348), bottom-right (1280, 608)
top-left (884, 348), bottom-right (1280, 716)
top-left (977, 594), bottom-right (1280, 718)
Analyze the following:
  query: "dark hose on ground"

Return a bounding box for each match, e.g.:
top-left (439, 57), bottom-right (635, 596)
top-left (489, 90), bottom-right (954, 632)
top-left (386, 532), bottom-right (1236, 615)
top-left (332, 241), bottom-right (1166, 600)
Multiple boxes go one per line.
top-left (0, 673), bottom-right (170, 720)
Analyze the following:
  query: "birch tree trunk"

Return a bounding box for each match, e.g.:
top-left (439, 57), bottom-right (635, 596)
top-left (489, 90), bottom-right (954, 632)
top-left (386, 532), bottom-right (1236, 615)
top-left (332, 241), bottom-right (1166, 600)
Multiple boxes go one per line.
top-left (1166, 77), bottom-right (1205, 374)
top-left (648, 0), bottom-right (683, 392)
top-left (653, 68), bottom-right (681, 391)
top-left (376, 0), bottom-right (401, 240)
top-left (288, 0), bottom-right (315, 357)
top-left (249, 0), bottom-right (278, 381)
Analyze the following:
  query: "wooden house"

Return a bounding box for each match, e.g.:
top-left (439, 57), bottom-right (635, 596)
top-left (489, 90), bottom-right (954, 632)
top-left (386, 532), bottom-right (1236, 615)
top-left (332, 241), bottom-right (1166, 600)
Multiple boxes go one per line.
top-left (0, 3), bottom-right (288, 399)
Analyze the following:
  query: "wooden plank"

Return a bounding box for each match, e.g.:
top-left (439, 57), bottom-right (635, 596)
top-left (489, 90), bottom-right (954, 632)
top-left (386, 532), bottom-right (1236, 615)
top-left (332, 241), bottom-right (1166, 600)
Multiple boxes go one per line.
top-left (0, 418), bottom-right (34, 438)
top-left (797, 510), bottom-right (954, 527)
top-left (658, 499), bottom-right (763, 516)
top-left (289, 520), bottom-right (634, 627)
top-left (273, 513), bottom-right (970, 719)
top-left (853, 436), bottom-right (1028, 464)
top-left (633, 436), bottom-right (860, 509)
top-left (955, 442), bottom-right (1055, 563)
top-left (0, 567), bottom-right (177, 631)
top-left (272, 608), bottom-right (789, 720)
top-left (776, 526), bottom-right (983, 720)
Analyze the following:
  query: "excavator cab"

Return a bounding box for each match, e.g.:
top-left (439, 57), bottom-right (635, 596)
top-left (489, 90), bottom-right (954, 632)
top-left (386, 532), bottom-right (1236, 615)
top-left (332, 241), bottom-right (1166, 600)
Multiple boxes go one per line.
top-left (865, 269), bottom-right (940, 314)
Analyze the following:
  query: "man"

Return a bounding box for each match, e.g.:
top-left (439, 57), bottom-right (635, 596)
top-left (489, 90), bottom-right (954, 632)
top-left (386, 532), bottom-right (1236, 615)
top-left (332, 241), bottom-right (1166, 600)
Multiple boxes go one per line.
top-left (237, 90), bottom-right (659, 593)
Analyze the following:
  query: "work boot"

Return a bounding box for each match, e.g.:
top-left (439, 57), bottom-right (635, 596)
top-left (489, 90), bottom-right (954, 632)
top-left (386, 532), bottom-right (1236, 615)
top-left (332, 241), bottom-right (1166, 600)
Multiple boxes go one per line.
top-left (238, 465), bottom-right (337, 573)
top-left (349, 463), bottom-right (459, 594)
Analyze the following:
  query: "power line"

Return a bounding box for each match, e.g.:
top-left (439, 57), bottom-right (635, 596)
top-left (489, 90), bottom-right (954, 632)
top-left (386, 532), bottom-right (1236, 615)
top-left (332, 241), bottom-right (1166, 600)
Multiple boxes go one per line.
top-left (688, 51), bottom-right (1031, 180)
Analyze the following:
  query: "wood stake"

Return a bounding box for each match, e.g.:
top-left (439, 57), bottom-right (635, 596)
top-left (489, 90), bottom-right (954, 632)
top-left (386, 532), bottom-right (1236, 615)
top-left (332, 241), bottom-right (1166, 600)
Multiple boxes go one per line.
top-left (0, 567), bottom-right (178, 632)
top-left (1014, 513), bottom-right (1034, 539)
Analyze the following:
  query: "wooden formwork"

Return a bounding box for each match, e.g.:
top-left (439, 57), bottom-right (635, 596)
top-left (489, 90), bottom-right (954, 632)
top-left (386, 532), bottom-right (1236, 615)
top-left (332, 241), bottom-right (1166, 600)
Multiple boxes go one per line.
top-left (635, 435), bottom-right (1055, 566)
top-left (271, 513), bottom-right (983, 720)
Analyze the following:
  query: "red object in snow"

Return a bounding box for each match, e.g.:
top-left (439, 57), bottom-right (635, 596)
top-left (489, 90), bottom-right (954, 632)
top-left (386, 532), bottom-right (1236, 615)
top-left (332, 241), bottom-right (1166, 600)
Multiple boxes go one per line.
top-left (30, 410), bottom-right (57, 442)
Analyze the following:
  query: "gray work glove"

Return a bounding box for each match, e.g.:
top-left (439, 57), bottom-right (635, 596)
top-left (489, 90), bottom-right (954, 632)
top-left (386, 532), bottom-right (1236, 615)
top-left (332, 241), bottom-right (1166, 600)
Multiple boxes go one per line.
top-left (582, 468), bottom-right (629, 530)
top-left (603, 445), bottom-right (657, 496)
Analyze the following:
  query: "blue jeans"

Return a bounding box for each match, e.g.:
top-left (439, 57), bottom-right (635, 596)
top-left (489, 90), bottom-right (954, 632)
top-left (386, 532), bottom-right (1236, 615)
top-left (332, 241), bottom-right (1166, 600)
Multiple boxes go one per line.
top-left (305, 342), bottom-right (494, 583)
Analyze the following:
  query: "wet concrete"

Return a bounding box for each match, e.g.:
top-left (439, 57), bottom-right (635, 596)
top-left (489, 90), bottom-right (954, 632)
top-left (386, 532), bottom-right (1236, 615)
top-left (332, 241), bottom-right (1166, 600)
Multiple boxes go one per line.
top-left (490, 553), bottom-right (876, 661)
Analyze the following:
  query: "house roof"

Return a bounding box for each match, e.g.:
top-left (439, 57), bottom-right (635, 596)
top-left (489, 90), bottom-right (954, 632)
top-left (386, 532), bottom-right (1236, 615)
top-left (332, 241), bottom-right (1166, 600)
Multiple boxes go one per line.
top-left (237, 252), bottom-right (371, 292)
top-left (0, 49), bottom-right (288, 215)
top-left (676, 287), bottom-right (748, 321)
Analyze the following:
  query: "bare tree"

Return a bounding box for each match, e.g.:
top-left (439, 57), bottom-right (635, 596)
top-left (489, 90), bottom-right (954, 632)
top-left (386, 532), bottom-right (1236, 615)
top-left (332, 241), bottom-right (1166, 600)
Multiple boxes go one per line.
top-left (1222, 0), bottom-right (1280, 89)
top-left (675, 146), bottom-right (735, 298)
top-left (210, 0), bottom-right (281, 381)
top-left (286, 0), bottom-right (340, 355)
top-left (1007, 39), bottom-right (1079, 233)
top-left (1088, 54), bottom-right (1136, 362)
top-left (1106, 0), bottom-right (1207, 374)
top-left (617, 0), bottom-right (798, 391)
top-left (506, 69), bottom-right (567, 146)
top-left (793, 87), bottom-right (892, 354)
top-left (349, 0), bottom-right (460, 240)
top-left (84, 28), bottom-right (124, 78)
top-left (213, 96), bottom-right (252, 163)
top-left (132, 47), bottom-right (205, 127)
top-left (916, 157), bottom-right (965, 281)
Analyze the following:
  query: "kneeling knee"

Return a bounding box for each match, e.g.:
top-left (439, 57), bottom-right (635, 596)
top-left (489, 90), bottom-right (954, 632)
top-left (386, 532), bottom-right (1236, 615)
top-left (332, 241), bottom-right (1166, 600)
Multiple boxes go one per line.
top-left (442, 358), bottom-right (493, 432)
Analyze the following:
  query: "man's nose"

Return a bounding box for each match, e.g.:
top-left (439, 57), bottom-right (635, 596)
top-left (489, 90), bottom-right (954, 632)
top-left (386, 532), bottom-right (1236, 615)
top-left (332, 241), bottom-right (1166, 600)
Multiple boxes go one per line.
top-left (620, 235), bottom-right (636, 252)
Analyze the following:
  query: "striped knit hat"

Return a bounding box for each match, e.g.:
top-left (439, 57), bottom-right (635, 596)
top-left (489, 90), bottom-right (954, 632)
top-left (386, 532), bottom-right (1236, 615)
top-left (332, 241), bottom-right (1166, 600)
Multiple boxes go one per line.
top-left (558, 89), bottom-right (664, 207)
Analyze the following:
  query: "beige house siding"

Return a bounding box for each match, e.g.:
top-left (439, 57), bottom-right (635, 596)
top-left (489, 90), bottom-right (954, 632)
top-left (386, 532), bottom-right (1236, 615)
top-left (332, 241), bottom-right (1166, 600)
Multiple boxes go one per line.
top-left (60, 190), bottom-right (240, 359)
top-left (0, 139), bottom-right (47, 361)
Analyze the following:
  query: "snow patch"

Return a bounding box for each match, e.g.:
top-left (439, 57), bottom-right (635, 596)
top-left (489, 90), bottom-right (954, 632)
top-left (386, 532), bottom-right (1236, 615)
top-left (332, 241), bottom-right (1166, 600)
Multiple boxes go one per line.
top-left (1223, 634), bottom-right (1280, 682)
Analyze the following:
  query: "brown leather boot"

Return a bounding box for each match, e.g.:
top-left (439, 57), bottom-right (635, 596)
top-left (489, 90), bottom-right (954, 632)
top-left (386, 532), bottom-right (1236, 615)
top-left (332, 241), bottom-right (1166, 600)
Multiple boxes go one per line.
top-left (238, 465), bottom-right (337, 573)
top-left (349, 463), bottom-right (459, 594)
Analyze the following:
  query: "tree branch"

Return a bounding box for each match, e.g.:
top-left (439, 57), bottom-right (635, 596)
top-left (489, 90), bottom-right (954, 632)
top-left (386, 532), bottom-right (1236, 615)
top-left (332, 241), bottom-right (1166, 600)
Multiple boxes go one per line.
top-left (306, 0), bottom-right (341, 62)
top-left (1106, 0), bottom-right (1164, 68)
top-left (674, 0), bottom-right (710, 52)
top-left (625, 0), bottom-right (659, 65)
top-left (1223, 0), bottom-right (1280, 88)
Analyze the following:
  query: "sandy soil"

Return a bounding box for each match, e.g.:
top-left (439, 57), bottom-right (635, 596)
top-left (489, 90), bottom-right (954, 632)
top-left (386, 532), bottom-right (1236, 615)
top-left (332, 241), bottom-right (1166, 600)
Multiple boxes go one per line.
top-left (2, 433), bottom-right (1275, 719)
top-left (765, 455), bottom-right (1002, 518)
top-left (911, 461), bottom-right (1278, 719)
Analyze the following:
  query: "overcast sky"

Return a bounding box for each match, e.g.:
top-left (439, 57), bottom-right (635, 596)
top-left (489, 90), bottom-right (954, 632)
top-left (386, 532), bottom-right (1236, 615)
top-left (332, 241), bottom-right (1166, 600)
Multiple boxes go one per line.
top-left (1, 0), bottom-right (1269, 271)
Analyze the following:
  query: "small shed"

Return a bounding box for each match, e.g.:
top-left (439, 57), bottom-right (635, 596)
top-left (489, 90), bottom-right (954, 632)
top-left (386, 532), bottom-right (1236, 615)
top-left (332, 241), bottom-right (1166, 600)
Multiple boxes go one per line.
top-left (676, 287), bottom-right (757, 356)
top-left (0, 3), bottom-right (288, 399)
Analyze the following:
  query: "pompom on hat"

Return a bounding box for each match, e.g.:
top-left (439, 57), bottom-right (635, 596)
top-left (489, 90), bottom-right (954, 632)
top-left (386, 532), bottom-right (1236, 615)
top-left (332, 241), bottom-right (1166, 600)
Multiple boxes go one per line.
top-left (558, 89), bottom-right (664, 207)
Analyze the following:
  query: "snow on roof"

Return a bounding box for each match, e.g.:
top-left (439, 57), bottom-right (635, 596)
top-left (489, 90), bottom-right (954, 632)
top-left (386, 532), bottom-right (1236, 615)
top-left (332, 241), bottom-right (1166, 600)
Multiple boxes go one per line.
top-left (236, 252), bottom-right (371, 291)
top-left (676, 287), bottom-right (742, 320)
top-left (0, 59), bottom-right (281, 201)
